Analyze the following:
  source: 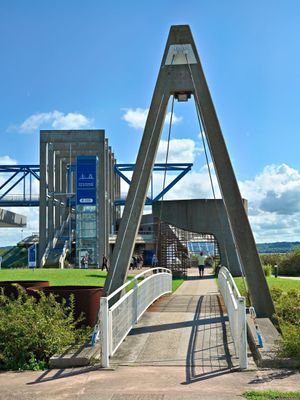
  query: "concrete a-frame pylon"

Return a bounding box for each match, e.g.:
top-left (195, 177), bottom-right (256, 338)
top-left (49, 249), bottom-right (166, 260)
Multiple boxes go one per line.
top-left (105, 25), bottom-right (275, 318)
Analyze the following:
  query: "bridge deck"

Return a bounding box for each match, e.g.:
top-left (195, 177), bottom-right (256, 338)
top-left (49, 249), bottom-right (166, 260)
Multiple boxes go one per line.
top-left (111, 268), bottom-right (241, 379)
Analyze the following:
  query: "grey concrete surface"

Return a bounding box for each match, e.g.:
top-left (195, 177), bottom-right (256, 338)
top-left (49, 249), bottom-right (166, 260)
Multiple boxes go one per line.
top-left (152, 199), bottom-right (243, 276)
top-left (0, 207), bottom-right (26, 228)
top-left (111, 268), bottom-right (240, 374)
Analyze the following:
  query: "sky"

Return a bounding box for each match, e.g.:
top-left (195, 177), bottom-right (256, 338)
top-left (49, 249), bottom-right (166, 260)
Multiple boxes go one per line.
top-left (0, 0), bottom-right (300, 245)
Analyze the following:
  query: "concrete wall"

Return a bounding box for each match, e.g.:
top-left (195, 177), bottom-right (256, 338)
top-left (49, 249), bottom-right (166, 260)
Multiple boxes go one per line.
top-left (39, 129), bottom-right (120, 266)
top-left (152, 199), bottom-right (243, 276)
top-left (0, 208), bottom-right (27, 228)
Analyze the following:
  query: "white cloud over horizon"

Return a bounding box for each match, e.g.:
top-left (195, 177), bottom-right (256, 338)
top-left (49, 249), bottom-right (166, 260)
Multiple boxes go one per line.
top-left (142, 162), bottom-right (300, 243)
top-left (12, 110), bottom-right (93, 133)
top-left (122, 107), bottom-right (182, 130)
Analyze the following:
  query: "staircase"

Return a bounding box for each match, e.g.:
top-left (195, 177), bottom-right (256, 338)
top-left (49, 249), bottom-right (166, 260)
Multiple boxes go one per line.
top-left (42, 212), bottom-right (75, 268)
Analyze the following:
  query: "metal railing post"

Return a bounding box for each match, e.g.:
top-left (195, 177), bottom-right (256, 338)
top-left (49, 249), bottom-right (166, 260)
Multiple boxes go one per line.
top-left (238, 296), bottom-right (248, 369)
top-left (100, 297), bottom-right (110, 368)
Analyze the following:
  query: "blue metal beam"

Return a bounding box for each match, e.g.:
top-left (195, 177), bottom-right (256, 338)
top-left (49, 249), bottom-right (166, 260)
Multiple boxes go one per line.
top-left (152, 165), bottom-right (192, 202)
top-left (0, 165), bottom-right (40, 206)
top-left (114, 163), bottom-right (193, 206)
top-left (0, 163), bottom-right (193, 207)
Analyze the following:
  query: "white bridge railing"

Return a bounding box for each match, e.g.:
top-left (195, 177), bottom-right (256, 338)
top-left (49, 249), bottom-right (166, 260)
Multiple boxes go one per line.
top-left (218, 266), bottom-right (248, 369)
top-left (99, 267), bottom-right (172, 368)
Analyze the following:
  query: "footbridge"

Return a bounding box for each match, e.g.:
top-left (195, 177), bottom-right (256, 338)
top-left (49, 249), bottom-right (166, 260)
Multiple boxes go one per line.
top-left (0, 163), bottom-right (192, 207)
top-left (98, 266), bottom-right (248, 374)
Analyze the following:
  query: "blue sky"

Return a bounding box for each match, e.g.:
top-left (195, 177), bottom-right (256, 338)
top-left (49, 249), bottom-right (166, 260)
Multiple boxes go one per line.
top-left (1, 0), bottom-right (300, 245)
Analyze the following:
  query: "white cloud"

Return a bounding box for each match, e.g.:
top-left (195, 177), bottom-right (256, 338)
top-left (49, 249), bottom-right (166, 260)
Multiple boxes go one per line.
top-left (156, 139), bottom-right (196, 163)
top-left (237, 164), bottom-right (300, 242)
top-left (122, 108), bottom-right (182, 130)
top-left (15, 110), bottom-right (93, 133)
top-left (147, 162), bottom-right (300, 242)
top-left (0, 156), bottom-right (17, 165)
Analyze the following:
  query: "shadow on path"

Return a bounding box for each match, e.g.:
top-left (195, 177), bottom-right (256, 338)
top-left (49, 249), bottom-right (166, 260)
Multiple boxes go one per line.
top-left (27, 365), bottom-right (100, 385)
top-left (184, 294), bottom-right (235, 384)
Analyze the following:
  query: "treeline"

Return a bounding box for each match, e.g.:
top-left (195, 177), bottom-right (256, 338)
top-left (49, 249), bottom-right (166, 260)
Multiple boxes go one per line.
top-left (256, 242), bottom-right (300, 254)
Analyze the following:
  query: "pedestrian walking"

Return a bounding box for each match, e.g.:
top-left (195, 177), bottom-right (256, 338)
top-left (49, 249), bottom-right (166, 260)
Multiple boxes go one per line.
top-left (101, 254), bottom-right (108, 271)
top-left (84, 255), bottom-right (89, 269)
top-left (197, 251), bottom-right (206, 278)
top-left (152, 253), bottom-right (158, 268)
top-left (137, 254), bottom-right (143, 269)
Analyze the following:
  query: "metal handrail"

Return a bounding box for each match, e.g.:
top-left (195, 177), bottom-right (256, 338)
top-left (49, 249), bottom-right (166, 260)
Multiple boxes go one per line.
top-left (106, 267), bottom-right (171, 302)
top-left (99, 267), bottom-right (172, 368)
top-left (218, 266), bottom-right (247, 369)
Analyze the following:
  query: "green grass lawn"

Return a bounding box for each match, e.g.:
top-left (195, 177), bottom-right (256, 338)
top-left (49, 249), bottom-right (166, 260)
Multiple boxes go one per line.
top-left (243, 390), bottom-right (300, 399)
top-left (0, 268), bottom-right (184, 293)
top-left (235, 276), bottom-right (300, 295)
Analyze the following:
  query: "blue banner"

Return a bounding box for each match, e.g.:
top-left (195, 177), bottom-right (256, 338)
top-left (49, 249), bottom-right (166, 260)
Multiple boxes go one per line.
top-left (76, 156), bottom-right (97, 205)
top-left (28, 244), bottom-right (36, 268)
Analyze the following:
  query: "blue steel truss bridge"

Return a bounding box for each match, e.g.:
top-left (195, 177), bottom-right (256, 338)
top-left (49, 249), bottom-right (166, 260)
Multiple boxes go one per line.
top-left (0, 163), bottom-right (193, 207)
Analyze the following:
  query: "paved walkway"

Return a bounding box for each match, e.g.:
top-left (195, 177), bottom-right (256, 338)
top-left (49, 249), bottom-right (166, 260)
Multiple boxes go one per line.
top-left (0, 268), bottom-right (299, 399)
top-left (278, 275), bottom-right (300, 281)
top-left (112, 268), bottom-right (240, 376)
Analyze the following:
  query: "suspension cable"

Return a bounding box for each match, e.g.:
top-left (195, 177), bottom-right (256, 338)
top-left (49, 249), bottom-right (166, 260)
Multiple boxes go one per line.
top-left (155, 95), bottom-right (175, 260)
top-left (184, 54), bottom-right (249, 296)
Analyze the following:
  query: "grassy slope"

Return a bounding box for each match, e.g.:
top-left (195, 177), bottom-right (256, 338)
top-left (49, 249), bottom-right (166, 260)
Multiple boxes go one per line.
top-left (235, 276), bottom-right (300, 294)
top-left (0, 268), bottom-right (185, 292)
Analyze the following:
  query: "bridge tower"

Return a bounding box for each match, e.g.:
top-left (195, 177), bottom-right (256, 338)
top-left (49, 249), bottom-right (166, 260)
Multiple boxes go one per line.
top-left (105, 25), bottom-right (275, 318)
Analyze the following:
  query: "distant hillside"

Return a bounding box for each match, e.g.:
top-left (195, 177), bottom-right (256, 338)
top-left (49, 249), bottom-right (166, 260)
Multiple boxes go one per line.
top-left (256, 242), bottom-right (300, 253)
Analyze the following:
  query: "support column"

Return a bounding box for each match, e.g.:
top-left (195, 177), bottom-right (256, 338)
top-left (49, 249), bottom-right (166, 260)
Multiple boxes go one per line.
top-left (47, 145), bottom-right (54, 245)
top-left (39, 142), bottom-right (47, 265)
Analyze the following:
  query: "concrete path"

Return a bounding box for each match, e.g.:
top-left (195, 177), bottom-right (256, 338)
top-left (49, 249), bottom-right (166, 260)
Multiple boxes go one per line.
top-left (0, 268), bottom-right (299, 399)
top-left (277, 275), bottom-right (300, 281)
top-left (111, 268), bottom-right (240, 376)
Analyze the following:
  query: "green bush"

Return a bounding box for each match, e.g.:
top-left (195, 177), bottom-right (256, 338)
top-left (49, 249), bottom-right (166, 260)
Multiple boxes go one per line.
top-left (262, 264), bottom-right (272, 277)
top-left (260, 253), bottom-right (287, 267)
top-left (279, 322), bottom-right (300, 363)
top-left (271, 288), bottom-right (300, 363)
top-left (278, 247), bottom-right (300, 276)
top-left (0, 286), bottom-right (91, 370)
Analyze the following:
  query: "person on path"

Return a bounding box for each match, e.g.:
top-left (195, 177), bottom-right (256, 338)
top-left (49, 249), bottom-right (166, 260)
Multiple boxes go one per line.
top-left (133, 255), bottom-right (138, 270)
top-left (197, 251), bottom-right (206, 277)
top-left (101, 254), bottom-right (108, 271)
top-left (152, 253), bottom-right (158, 268)
top-left (80, 256), bottom-right (85, 269)
top-left (137, 254), bottom-right (143, 270)
top-left (84, 255), bottom-right (89, 269)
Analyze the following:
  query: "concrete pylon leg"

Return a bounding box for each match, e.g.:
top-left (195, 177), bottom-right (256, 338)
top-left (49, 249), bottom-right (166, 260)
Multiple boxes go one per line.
top-left (105, 25), bottom-right (275, 318)
top-left (104, 90), bottom-right (169, 296)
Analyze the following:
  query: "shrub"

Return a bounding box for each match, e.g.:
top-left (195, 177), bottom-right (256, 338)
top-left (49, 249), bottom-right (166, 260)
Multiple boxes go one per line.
top-left (260, 253), bottom-right (287, 267)
top-left (262, 264), bottom-right (272, 277)
top-left (0, 286), bottom-right (91, 370)
top-left (278, 247), bottom-right (300, 276)
top-left (279, 322), bottom-right (300, 363)
top-left (271, 288), bottom-right (300, 364)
